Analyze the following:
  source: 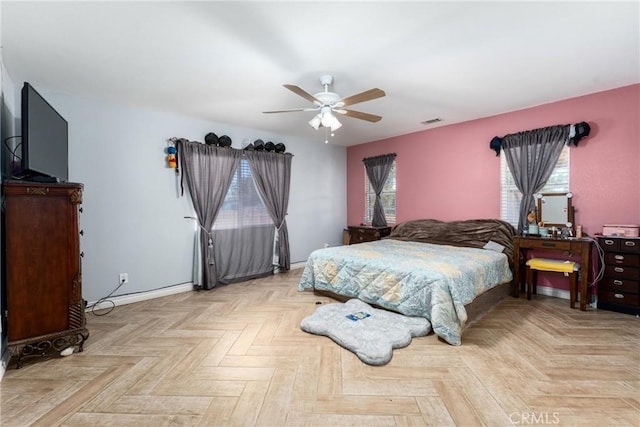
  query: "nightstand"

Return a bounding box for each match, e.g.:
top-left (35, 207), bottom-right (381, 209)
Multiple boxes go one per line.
top-left (344, 225), bottom-right (391, 245)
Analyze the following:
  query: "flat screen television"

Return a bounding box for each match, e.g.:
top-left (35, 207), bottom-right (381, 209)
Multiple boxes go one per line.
top-left (20, 82), bottom-right (68, 182)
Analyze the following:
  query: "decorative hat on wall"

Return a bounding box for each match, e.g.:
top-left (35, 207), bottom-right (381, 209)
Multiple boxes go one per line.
top-left (570, 122), bottom-right (591, 146)
top-left (218, 135), bottom-right (232, 147)
top-left (489, 136), bottom-right (502, 156)
top-left (204, 132), bottom-right (219, 146)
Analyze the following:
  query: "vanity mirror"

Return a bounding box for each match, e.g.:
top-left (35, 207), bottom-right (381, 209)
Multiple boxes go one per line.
top-left (535, 192), bottom-right (575, 234)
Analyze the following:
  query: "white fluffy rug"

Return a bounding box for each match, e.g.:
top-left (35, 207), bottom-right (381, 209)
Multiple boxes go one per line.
top-left (300, 299), bottom-right (431, 365)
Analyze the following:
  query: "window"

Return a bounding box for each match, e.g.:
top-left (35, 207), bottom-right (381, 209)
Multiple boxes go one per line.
top-left (500, 146), bottom-right (570, 227)
top-left (364, 161), bottom-right (396, 224)
top-left (214, 159), bottom-right (272, 230)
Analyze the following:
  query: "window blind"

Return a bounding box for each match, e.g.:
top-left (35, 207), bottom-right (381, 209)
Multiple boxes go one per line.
top-left (214, 159), bottom-right (272, 230)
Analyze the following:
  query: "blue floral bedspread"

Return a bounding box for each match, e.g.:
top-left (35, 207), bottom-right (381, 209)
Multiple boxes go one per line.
top-left (298, 239), bottom-right (512, 345)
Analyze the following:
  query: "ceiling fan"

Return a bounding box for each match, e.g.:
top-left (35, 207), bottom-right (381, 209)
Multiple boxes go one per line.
top-left (263, 75), bottom-right (385, 132)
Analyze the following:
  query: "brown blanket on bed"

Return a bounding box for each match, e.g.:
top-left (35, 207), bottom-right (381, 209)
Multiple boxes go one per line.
top-left (387, 219), bottom-right (516, 267)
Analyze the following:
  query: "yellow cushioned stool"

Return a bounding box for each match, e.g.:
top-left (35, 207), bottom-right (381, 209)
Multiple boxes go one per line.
top-left (525, 258), bottom-right (581, 309)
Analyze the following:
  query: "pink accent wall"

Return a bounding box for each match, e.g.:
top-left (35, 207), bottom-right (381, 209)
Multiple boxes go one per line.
top-left (347, 84), bottom-right (640, 237)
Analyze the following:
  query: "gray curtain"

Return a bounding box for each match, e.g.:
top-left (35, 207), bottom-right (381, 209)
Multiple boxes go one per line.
top-left (177, 140), bottom-right (241, 289)
top-left (213, 226), bottom-right (275, 284)
top-left (502, 125), bottom-right (570, 233)
top-left (246, 151), bottom-right (293, 271)
top-left (363, 153), bottom-right (396, 227)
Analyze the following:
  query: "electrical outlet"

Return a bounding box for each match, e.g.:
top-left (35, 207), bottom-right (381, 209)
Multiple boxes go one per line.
top-left (119, 273), bottom-right (129, 284)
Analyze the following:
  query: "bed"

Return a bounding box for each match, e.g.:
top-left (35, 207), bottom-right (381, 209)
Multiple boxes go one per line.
top-left (298, 219), bottom-right (516, 345)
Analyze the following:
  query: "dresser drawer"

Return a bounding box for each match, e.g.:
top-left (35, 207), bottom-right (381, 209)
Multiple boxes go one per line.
top-left (603, 265), bottom-right (640, 281)
top-left (604, 252), bottom-right (640, 267)
top-left (527, 239), bottom-right (573, 251)
top-left (599, 277), bottom-right (639, 293)
top-left (619, 238), bottom-right (640, 254)
top-left (599, 238), bottom-right (619, 251)
top-left (598, 290), bottom-right (640, 306)
top-left (600, 237), bottom-right (640, 253)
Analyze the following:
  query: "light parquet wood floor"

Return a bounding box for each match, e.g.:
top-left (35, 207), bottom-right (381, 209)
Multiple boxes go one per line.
top-left (1, 268), bottom-right (638, 426)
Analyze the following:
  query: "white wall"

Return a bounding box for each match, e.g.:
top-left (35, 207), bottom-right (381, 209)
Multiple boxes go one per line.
top-left (36, 91), bottom-right (347, 303)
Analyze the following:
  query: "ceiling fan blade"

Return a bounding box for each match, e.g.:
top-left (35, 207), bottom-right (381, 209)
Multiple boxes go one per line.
top-left (339, 109), bottom-right (383, 123)
top-left (263, 107), bottom-right (318, 114)
top-left (284, 84), bottom-right (322, 105)
top-left (339, 88), bottom-right (386, 107)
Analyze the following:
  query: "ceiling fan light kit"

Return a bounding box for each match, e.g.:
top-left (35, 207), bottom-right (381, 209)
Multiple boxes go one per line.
top-left (308, 115), bottom-right (321, 130)
top-left (264, 75), bottom-right (385, 141)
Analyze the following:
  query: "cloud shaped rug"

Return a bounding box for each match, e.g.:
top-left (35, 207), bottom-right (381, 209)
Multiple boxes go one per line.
top-left (300, 299), bottom-right (431, 365)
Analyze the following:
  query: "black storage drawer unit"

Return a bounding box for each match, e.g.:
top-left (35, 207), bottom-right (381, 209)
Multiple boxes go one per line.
top-left (597, 236), bottom-right (640, 315)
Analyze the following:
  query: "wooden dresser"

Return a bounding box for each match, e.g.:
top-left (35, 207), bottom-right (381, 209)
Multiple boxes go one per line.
top-left (597, 236), bottom-right (640, 315)
top-left (343, 225), bottom-right (391, 245)
top-left (3, 181), bottom-right (89, 367)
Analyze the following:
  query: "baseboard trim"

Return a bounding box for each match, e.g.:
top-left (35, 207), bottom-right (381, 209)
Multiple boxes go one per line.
top-left (536, 285), bottom-right (570, 300)
top-left (86, 263), bottom-right (309, 312)
top-left (290, 262), bottom-right (306, 270)
top-left (534, 285), bottom-right (596, 307)
top-left (86, 282), bottom-right (195, 312)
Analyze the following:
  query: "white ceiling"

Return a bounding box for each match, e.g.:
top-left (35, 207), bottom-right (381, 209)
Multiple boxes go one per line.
top-left (2, 1), bottom-right (639, 147)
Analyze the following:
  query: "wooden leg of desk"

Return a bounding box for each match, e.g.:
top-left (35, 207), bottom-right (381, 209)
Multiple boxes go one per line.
top-left (580, 274), bottom-right (587, 311)
top-left (579, 242), bottom-right (591, 311)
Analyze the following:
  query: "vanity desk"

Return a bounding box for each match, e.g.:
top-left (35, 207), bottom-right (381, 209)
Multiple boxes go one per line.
top-left (513, 236), bottom-right (592, 310)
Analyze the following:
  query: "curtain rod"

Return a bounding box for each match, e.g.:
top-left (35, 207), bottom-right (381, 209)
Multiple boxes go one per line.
top-left (171, 138), bottom-right (293, 156)
top-left (490, 122), bottom-right (591, 156)
top-left (362, 152), bottom-right (397, 161)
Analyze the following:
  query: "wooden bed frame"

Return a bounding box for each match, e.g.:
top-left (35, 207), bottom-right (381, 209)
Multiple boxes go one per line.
top-left (312, 279), bottom-right (512, 329)
top-left (306, 219), bottom-right (518, 342)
